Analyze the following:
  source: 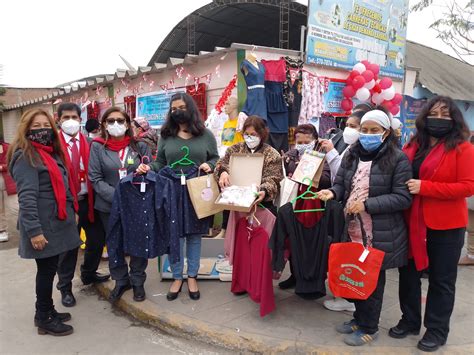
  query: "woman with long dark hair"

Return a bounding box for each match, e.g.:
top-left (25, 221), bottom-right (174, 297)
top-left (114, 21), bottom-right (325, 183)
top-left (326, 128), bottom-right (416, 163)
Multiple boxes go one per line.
top-left (389, 96), bottom-right (474, 352)
top-left (137, 93), bottom-right (219, 301)
top-left (318, 107), bottom-right (412, 346)
top-left (88, 107), bottom-right (150, 303)
top-left (8, 108), bottom-right (81, 336)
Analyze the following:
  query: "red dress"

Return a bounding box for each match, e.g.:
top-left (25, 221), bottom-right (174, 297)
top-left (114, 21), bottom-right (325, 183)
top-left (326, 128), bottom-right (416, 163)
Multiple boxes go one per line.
top-left (231, 217), bottom-right (275, 317)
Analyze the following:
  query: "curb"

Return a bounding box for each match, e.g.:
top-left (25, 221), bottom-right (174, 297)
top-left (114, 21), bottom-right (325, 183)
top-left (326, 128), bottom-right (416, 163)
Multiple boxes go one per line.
top-left (95, 282), bottom-right (474, 354)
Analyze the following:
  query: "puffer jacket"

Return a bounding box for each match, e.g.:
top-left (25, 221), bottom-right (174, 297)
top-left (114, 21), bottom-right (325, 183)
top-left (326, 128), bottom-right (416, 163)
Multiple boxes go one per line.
top-left (331, 142), bottom-right (413, 270)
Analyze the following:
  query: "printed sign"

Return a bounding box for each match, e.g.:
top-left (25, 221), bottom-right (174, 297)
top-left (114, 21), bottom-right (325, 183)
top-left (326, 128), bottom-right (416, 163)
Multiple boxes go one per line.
top-left (136, 88), bottom-right (185, 127)
top-left (323, 78), bottom-right (346, 115)
top-left (306, 0), bottom-right (409, 79)
top-left (400, 95), bottom-right (427, 145)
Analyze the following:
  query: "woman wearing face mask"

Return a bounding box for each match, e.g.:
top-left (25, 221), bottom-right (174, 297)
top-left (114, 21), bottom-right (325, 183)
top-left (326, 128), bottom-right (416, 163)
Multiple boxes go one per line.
top-left (215, 116), bottom-right (283, 209)
top-left (88, 107), bottom-right (150, 303)
top-left (132, 117), bottom-right (158, 158)
top-left (137, 93), bottom-right (219, 302)
top-left (317, 108), bottom-right (412, 347)
top-left (7, 109), bottom-right (81, 336)
top-left (389, 96), bottom-right (474, 352)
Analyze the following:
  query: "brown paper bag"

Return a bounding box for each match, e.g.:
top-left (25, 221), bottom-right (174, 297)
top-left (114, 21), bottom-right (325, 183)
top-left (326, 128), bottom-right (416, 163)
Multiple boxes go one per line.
top-left (186, 173), bottom-right (223, 219)
top-left (290, 151), bottom-right (325, 187)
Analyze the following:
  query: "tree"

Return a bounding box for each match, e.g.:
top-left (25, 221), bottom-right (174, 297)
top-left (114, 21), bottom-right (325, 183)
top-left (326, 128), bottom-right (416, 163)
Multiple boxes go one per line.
top-left (412, 0), bottom-right (473, 62)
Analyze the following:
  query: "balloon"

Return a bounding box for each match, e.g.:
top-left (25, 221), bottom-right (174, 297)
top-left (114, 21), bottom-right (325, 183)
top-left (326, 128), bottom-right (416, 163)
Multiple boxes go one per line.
top-left (372, 92), bottom-right (384, 105)
top-left (379, 77), bottom-right (393, 90)
top-left (356, 87), bottom-right (371, 102)
top-left (361, 60), bottom-right (371, 68)
top-left (341, 98), bottom-right (354, 111)
top-left (342, 85), bottom-right (356, 98)
top-left (368, 63), bottom-right (380, 76)
top-left (364, 79), bottom-right (375, 90)
top-left (349, 70), bottom-right (359, 79)
top-left (346, 77), bottom-right (353, 86)
top-left (390, 105), bottom-right (400, 115)
top-left (352, 75), bottom-right (366, 89)
top-left (362, 70), bottom-right (374, 82)
top-left (392, 93), bottom-right (403, 105)
top-left (373, 83), bottom-right (382, 94)
top-left (382, 86), bottom-right (396, 100)
top-left (353, 62), bottom-right (367, 74)
top-left (383, 100), bottom-right (394, 110)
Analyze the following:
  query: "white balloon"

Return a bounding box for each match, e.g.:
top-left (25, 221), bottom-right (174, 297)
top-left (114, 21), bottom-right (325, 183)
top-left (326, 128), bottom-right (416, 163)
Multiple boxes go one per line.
top-left (372, 92), bottom-right (384, 105)
top-left (382, 86), bottom-right (395, 101)
top-left (356, 87), bottom-right (371, 102)
top-left (364, 79), bottom-right (375, 89)
top-left (353, 62), bottom-right (366, 74)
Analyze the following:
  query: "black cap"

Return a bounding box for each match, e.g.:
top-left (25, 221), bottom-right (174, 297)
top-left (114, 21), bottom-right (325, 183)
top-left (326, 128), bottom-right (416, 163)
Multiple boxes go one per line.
top-left (85, 119), bottom-right (100, 133)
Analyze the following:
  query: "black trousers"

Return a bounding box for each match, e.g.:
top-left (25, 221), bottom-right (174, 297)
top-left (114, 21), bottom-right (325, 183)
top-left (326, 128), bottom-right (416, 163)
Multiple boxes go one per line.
top-left (57, 197), bottom-right (106, 291)
top-left (398, 227), bottom-right (465, 343)
top-left (36, 255), bottom-right (60, 312)
top-left (99, 211), bottom-right (148, 286)
top-left (353, 270), bottom-right (386, 334)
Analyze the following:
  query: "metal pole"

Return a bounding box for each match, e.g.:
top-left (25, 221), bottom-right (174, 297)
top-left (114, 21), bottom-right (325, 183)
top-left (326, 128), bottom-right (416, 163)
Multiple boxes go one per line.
top-left (300, 25), bottom-right (306, 60)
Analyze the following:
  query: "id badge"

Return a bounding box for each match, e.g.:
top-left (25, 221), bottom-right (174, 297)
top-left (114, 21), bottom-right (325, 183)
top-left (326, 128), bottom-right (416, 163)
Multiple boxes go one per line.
top-left (127, 157), bottom-right (134, 165)
top-left (118, 168), bottom-right (127, 179)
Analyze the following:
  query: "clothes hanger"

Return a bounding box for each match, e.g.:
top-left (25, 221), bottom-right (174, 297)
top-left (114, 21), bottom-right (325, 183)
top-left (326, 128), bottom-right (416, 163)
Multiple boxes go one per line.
top-left (169, 146), bottom-right (196, 169)
top-left (291, 177), bottom-right (326, 213)
top-left (133, 156), bottom-right (151, 185)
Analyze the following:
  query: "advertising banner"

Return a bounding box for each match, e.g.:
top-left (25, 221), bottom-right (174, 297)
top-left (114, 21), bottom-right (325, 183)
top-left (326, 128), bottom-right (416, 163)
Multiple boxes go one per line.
top-left (400, 95), bottom-right (427, 145)
top-left (323, 78), bottom-right (346, 115)
top-left (306, 0), bottom-right (409, 79)
top-left (136, 88), bottom-right (185, 127)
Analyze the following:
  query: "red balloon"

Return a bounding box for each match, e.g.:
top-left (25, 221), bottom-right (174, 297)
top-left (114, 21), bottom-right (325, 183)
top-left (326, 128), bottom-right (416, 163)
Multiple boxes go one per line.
top-left (373, 84), bottom-right (382, 93)
top-left (342, 85), bottom-right (356, 98)
top-left (392, 93), bottom-right (403, 105)
top-left (383, 100), bottom-right (394, 110)
top-left (349, 70), bottom-right (359, 79)
top-left (341, 98), bottom-right (354, 111)
top-left (368, 63), bottom-right (380, 76)
top-left (361, 70), bottom-right (374, 82)
top-left (390, 105), bottom-right (400, 115)
top-left (379, 77), bottom-right (393, 90)
top-left (352, 75), bottom-right (366, 89)
top-left (361, 60), bottom-right (370, 68)
top-left (346, 76), bottom-right (353, 86)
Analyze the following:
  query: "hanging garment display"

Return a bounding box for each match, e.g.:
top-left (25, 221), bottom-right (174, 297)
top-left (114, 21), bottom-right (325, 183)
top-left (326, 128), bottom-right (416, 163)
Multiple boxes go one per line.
top-left (261, 58), bottom-right (287, 82)
top-left (224, 208), bottom-right (276, 264)
top-left (269, 200), bottom-right (344, 296)
top-left (240, 59), bottom-right (267, 120)
top-left (299, 72), bottom-right (324, 125)
top-left (124, 95), bottom-right (136, 119)
top-left (284, 57), bottom-right (304, 146)
top-left (231, 217), bottom-right (275, 317)
top-left (107, 171), bottom-right (180, 266)
top-left (186, 83), bottom-right (207, 119)
top-left (318, 112), bottom-right (337, 139)
top-left (265, 81), bottom-right (288, 134)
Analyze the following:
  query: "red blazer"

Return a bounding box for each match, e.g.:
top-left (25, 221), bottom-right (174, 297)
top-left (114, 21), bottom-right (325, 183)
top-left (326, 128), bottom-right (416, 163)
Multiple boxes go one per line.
top-left (418, 141), bottom-right (474, 229)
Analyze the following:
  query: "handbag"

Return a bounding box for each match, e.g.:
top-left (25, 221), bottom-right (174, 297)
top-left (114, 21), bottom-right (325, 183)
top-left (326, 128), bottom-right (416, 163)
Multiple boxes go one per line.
top-left (186, 172), bottom-right (223, 219)
top-left (328, 214), bottom-right (385, 300)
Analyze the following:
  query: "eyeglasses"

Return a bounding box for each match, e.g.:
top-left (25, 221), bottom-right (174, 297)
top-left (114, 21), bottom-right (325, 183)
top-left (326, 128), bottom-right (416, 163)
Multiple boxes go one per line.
top-left (106, 118), bottom-right (126, 125)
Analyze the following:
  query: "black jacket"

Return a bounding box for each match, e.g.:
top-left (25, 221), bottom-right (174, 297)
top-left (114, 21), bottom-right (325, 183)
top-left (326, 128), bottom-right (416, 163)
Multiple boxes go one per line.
top-left (331, 142), bottom-right (413, 270)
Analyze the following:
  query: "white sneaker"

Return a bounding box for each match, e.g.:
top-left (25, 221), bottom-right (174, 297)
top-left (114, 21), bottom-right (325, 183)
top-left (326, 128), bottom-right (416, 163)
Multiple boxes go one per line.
top-left (324, 298), bottom-right (356, 312)
top-left (0, 231), bottom-right (9, 242)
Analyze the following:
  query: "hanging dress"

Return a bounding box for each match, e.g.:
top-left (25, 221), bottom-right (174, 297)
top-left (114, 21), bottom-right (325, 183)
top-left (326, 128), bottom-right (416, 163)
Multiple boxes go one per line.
top-left (240, 59), bottom-right (267, 120)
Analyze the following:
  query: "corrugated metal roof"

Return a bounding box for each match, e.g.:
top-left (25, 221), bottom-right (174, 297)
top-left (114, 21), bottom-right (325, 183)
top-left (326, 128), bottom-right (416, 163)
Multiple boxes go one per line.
top-left (406, 41), bottom-right (474, 101)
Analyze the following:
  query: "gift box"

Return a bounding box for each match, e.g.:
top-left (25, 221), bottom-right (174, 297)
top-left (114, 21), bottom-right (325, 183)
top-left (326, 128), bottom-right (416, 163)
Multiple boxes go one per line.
top-left (215, 153), bottom-right (264, 212)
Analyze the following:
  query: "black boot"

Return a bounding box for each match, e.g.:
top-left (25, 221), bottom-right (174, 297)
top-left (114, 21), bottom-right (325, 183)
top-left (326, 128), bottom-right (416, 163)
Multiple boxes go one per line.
top-left (278, 274), bottom-right (296, 289)
top-left (34, 307), bottom-right (71, 326)
top-left (35, 311), bottom-right (73, 336)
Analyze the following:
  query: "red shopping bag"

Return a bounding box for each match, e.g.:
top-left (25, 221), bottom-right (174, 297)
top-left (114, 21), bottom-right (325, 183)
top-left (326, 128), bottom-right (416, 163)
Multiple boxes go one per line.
top-left (328, 214), bottom-right (385, 300)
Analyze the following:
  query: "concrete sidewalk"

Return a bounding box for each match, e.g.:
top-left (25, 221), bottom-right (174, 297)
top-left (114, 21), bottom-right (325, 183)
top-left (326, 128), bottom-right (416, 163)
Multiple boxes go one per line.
top-left (96, 258), bottom-right (474, 354)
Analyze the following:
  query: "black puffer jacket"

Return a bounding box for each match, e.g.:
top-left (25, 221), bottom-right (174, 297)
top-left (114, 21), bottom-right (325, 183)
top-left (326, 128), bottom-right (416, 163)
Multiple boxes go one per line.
top-left (331, 142), bottom-right (413, 270)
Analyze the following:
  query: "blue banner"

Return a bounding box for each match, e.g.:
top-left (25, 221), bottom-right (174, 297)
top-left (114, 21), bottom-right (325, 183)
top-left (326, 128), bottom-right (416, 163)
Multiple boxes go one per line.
top-left (136, 89), bottom-right (185, 127)
top-left (323, 79), bottom-right (346, 114)
top-left (400, 95), bottom-right (427, 145)
top-left (306, 0), bottom-right (409, 79)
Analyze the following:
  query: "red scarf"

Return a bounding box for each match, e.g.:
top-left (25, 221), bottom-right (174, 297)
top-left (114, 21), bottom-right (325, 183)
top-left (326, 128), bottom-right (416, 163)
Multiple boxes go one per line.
top-left (59, 132), bottom-right (95, 222)
top-left (403, 142), bottom-right (446, 271)
top-left (93, 136), bottom-right (131, 152)
top-left (31, 141), bottom-right (78, 220)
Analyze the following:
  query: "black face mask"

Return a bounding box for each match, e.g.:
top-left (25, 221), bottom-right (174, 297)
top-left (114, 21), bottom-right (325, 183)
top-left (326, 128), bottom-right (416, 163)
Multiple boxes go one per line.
top-left (426, 117), bottom-right (454, 138)
top-left (170, 109), bottom-right (192, 124)
top-left (27, 128), bottom-right (55, 146)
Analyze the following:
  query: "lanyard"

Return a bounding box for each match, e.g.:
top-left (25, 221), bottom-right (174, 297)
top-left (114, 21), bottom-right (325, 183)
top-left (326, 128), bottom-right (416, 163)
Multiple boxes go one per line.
top-left (119, 148), bottom-right (127, 168)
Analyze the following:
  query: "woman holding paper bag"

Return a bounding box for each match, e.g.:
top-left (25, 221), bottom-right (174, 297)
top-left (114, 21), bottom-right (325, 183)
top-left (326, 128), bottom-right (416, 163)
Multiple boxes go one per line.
top-left (214, 116), bottom-right (283, 207)
top-left (137, 93), bottom-right (219, 302)
top-left (317, 108), bottom-right (412, 347)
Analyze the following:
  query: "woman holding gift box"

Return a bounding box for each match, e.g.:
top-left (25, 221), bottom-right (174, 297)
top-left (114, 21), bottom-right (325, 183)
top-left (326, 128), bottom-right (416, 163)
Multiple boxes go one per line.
top-left (317, 107), bottom-right (412, 347)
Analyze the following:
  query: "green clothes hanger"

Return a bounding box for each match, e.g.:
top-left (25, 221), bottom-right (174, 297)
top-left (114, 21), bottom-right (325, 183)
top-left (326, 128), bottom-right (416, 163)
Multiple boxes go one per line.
top-left (291, 177), bottom-right (326, 213)
top-left (169, 146), bottom-right (196, 169)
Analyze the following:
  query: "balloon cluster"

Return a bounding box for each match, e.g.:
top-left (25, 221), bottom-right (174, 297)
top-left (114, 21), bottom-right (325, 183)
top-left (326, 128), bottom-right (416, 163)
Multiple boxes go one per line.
top-left (341, 60), bottom-right (402, 115)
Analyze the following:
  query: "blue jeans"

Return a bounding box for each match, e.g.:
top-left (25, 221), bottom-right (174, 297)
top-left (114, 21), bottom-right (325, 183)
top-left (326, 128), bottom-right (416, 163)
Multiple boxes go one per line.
top-left (170, 234), bottom-right (202, 279)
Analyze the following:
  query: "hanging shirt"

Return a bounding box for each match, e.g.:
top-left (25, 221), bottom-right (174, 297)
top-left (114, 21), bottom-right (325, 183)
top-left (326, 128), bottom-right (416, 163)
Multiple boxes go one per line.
top-left (231, 217), bottom-right (275, 317)
top-left (269, 200), bottom-right (344, 295)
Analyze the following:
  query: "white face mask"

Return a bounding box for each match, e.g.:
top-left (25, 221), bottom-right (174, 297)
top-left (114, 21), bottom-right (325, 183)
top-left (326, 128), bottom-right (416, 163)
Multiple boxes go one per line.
top-left (295, 141), bottom-right (315, 156)
top-left (244, 134), bottom-right (261, 149)
top-left (61, 119), bottom-right (80, 136)
top-left (107, 122), bottom-right (127, 137)
top-left (89, 132), bottom-right (101, 139)
top-left (343, 127), bottom-right (360, 145)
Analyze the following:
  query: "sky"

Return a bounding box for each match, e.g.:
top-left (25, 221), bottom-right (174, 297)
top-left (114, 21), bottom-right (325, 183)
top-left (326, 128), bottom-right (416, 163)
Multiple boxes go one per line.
top-left (0, 0), bottom-right (463, 88)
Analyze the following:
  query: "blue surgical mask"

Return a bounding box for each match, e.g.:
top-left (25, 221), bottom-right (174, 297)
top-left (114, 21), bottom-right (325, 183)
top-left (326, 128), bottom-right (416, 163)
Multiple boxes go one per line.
top-left (359, 133), bottom-right (384, 152)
